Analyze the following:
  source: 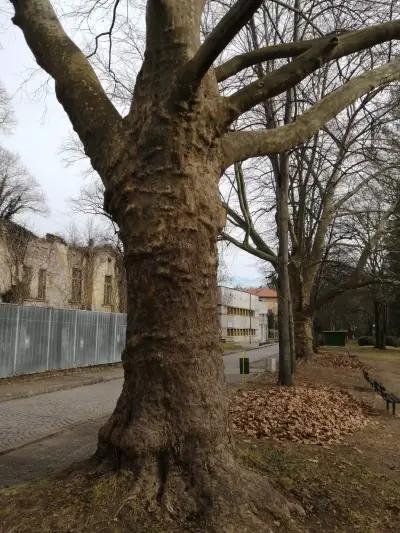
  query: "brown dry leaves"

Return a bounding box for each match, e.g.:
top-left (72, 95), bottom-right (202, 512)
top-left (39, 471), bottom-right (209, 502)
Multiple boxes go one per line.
top-left (315, 351), bottom-right (364, 369)
top-left (230, 385), bottom-right (368, 444)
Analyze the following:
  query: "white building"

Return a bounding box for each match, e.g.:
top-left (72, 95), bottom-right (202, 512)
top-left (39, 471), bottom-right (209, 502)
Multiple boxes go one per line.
top-left (247, 288), bottom-right (278, 344)
top-left (218, 286), bottom-right (278, 344)
top-left (218, 286), bottom-right (260, 344)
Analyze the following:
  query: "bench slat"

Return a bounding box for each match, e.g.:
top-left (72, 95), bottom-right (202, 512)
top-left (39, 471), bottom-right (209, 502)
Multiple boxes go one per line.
top-left (360, 369), bottom-right (399, 416)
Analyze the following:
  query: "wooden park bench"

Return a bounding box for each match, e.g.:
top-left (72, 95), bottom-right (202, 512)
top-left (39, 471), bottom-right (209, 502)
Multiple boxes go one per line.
top-left (362, 368), bottom-right (374, 386)
top-left (362, 370), bottom-right (385, 396)
top-left (382, 392), bottom-right (400, 416)
top-left (372, 380), bottom-right (386, 396)
top-left (362, 368), bottom-right (399, 416)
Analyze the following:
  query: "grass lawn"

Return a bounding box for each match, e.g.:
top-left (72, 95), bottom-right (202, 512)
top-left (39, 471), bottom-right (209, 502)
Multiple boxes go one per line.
top-left (323, 341), bottom-right (400, 395)
top-left (325, 340), bottom-right (400, 361)
top-left (221, 342), bottom-right (243, 352)
top-left (1, 348), bottom-right (400, 531)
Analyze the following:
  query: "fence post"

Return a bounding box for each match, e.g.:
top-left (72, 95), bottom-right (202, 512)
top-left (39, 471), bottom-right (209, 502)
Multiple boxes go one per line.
top-left (94, 313), bottom-right (99, 363)
top-left (73, 309), bottom-right (78, 366)
top-left (113, 313), bottom-right (118, 361)
top-left (12, 306), bottom-right (20, 375)
top-left (46, 308), bottom-right (52, 371)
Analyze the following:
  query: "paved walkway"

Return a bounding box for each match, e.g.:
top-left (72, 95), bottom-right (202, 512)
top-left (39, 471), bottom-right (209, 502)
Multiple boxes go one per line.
top-left (0, 417), bottom-right (105, 488)
top-left (0, 344), bottom-right (278, 486)
top-left (0, 379), bottom-right (122, 453)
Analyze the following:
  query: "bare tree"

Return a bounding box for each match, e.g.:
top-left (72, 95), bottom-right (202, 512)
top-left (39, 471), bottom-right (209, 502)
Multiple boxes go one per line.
top-left (0, 84), bottom-right (15, 132)
top-left (0, 146), bottom-right (48, 221)
top-left (0, 82), bottom-right (47, 221)
top-left (9, 0), bottom-right (400, 527)
top-left (313, 189), bottom-right (400, 347)
top-left (221, 1), bottom-right (400, 367)
top-left (0, 220), bottom-right (34, 303)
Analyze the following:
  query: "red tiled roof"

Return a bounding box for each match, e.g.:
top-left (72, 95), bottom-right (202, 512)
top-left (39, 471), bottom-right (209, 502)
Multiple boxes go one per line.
top-left (247, 287), bottom-right (278, 299)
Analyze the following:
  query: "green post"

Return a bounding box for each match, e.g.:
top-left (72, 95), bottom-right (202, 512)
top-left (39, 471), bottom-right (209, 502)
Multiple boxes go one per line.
top-left (240, 353), bottom-right (250, 376)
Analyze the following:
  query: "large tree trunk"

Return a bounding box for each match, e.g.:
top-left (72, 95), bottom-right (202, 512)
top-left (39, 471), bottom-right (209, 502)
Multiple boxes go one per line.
top-left (289, 269), bottom-right (315, 361)
top-left (97, 138), bottom-right (231, 501)
top-left (95, 70), bottom-right (289, 529)
top-left (276, 153), bottom-right (293, 386)
top-left (374, 299), bottom-right (386, 349)
top-left (11, 1), bottom-right (400, 530)
top-left (288, 295), bottom-right (296, 372)
top-left (293, 312), bottom-right (314, 361)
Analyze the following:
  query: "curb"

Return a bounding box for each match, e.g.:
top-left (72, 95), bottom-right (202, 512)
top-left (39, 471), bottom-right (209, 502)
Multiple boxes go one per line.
top-left (0, 374), bottom-right (123, 404)
top-left (223, 342), bottom-right (278, 356)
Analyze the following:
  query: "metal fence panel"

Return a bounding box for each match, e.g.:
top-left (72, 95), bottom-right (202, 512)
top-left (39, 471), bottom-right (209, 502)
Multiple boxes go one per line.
top-left (0, 303), bottom-right (127, 378)
top-left (115, 314), bottom-right (127, 361)
top-left (15, 307), bottom-right (50, 375)
top-left (0, 304), bottom-right (18, 377)
top-left (96, 312), bottom-right (115, 364)
top-left (48, 308), bottom-right (76, 370)
top-left (74, 310), bottom-right (97, 368)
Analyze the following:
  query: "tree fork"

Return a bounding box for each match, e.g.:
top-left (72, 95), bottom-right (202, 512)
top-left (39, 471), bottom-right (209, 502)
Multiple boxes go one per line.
top-left (10, 0), bottom-right (400, 528)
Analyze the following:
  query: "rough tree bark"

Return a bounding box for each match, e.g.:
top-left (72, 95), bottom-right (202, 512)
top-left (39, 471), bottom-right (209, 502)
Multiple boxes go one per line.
top-left (277, 154), bottom-right (293, 384)
top-left (293, 311), bottom-right (314, 361)
top-left (97, 77), bottom-right (234, 514)
top-left (374, 299), bottom-right (387, 349)
top-left (288, 266), bottom-right (315, 360)
top-left (10, 0), bottom-right (400, 529)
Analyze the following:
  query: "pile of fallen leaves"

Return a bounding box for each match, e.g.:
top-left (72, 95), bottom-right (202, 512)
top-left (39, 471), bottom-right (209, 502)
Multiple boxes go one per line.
top-left (315, 351), bottom-right (364, 369)
top-left (230, 385), bottom-right (368, 444)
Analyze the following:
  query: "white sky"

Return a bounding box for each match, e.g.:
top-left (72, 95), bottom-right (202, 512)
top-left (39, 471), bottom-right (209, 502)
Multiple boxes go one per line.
top-left (0, 6), bottom-right (265, 286)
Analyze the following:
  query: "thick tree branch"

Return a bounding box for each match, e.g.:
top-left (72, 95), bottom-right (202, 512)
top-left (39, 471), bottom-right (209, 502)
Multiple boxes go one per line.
top-left (233, 162), bottom-right (254, 245)
top-left (225, 36), bottom-right (339, 122)
top-left (221, 59), bottom-right (400, 168)
top-left (220, 231), bottom-right (277, 265)
top-left (216, 20), bottom-right (400, 82)
top-left (10, 0), bottom-right (123, 179)
top-left (222, 201), bottom-right (278, 265)
top-left (183, 0), bottom-right (263, 85)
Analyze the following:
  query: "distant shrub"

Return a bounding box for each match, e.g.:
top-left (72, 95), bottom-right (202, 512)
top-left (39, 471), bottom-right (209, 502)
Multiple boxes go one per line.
top-left (358, 336), bottom-right (374, 346)
top-left (385, 336), bottom-right (400, 347)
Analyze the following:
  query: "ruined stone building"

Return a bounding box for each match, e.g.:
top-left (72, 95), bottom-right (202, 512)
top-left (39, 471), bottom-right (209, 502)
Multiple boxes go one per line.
top-left (0, 221), bottom-right (126, 313)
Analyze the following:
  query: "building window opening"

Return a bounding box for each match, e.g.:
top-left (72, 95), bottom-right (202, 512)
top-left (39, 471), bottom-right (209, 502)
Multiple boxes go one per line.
top-left (104, 275), bottom-right (113, 306)
top-left (38, 269), bottom-right (46, 300)
top-left (71, 268), bottom-right (82, 303)
top-left (22, 265), bottom-right (32, 299)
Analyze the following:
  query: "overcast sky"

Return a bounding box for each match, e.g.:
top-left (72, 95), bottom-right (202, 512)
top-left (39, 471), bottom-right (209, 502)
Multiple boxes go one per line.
top-left (0, 6), bottom-right (266, 286)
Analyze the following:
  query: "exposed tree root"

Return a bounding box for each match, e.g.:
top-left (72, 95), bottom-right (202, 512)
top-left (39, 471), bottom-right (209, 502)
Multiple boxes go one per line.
top-left (90, 446), bottom-right (302, 533)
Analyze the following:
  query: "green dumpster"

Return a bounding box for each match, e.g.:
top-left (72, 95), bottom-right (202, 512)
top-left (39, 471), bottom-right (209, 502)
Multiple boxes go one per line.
top-left (322, 330), bottom-right (347, 346)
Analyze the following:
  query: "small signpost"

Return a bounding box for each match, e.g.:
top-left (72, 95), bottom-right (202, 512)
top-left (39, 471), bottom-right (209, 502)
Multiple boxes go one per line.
top-left (239, 352), bottom-right (250, 384)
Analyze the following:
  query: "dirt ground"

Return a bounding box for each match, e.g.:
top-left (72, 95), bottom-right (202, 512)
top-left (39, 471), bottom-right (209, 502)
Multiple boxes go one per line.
top-left (0, 344), bottom-right (399, 532)
top-left (237, 343), bottom-right (400, 532)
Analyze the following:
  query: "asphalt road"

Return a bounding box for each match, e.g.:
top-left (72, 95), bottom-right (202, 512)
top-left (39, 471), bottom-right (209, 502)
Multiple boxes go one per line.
top-left (223, 343), bottom-right (279, 380)
top-left (0, 343), bottom-right (279, 487)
